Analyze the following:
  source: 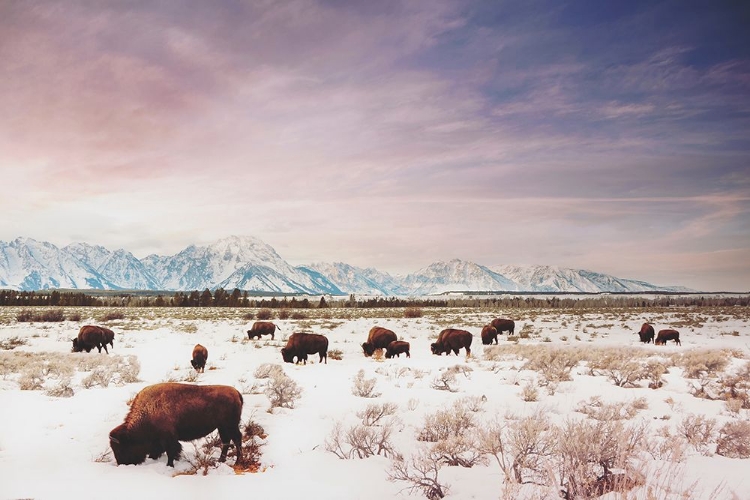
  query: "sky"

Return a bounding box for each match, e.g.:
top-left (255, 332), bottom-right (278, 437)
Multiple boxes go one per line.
top-left (1, 0), bottom-right (749, 292)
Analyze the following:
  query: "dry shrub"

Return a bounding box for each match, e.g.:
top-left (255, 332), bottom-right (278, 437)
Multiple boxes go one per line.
top-left (265, 373), bottom-right (302, 409)
top-left (16, 309), bottom-right (65, 322)
top-left (431, 434), bottom-right (486, 468)
top-left (328, 349), bottom-right (343, 361)
top-left (715, 420), bottom-right (750, 459)
top-left (556, 418), bottom-right (647, 499)
top-left (352, 369), bottom-right (380, 398)
top-left (523, 347), bottom-right (581, 385)
top-left (242, 312), bottom-right (255, 321)
top-left (588, 352), bottom-right (646, 388)
top-left (256, 309), bottom-right (273, 320)
top-left (388, 447), bottom-right (449, 500)
top-left (290, 311), bottom-right (307, 320)
top-left (0, 336), bottom-right (28, 350)
top-left (417, 400), bottom-right (475, 442)
top-left (277, 309), bottom-right (291, 320)
top-left (675, 349), bottom-right (730, 379)
top-left (357, 402), bottom-right (398, 426)
top-left (45, 377), bottom-right (74, 397)
top-left (326, 421), bottom-right (397, 459)
top-left (522, 381), bottom-right (539, 402)
top-left (18, 366), bottom-right (45, 390)
top-left (430, 370), bottom-right (457, 392)
top-left (253, 363), bottom-right (284, 379)
top-left (575, 396), bottom-right (646, 421)
top-left (647, 427), bottom-right (689, 463)
top-left (404, 307), bottom-right (423, 318)
top-left (677, 414), bottom-right (717, 455)
top-left (101, 310), bottom-right (126, 322)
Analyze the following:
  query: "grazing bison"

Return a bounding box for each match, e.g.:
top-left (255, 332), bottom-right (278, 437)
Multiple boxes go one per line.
top-left (481, 325), bottom-right (498, 345)
top-left (190, 344), bottom-right (208, 373)
top-left (431, 328), bottom-right (473, 357)
top-left (385, 340), bottom-right (411, 359)
top-left (281, 332), bottom-right (329, 364)
top-left (71, 325), bottom-right (108, 354)
top-left (490, 318), bottom-right (515, 336)
top-left (655, 329), bottom-right (681, 346)
top-left (362, 326), bottom-right (398, 357)
top-left (100, 326), bottom-right (115, 349)
top-left (636, 323), bottom-right (655, 344)
top-left (108, 383), bottom-right (243, 467)
top-left (247, 321), bottom-right (279, 340)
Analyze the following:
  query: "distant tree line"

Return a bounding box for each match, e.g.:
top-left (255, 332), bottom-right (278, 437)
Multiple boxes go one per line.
top-left (0, 289), bottom-right (747, 309)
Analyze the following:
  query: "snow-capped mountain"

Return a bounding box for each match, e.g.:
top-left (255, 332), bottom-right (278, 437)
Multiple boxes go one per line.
top-left (0, 238), bottom-right (113, 290)
top-left (0, 236), bottom-right (694, 294)
top-left (492, 265), bottom-right (694, 293)
top-left (302, 262), bottom-right (406, 296)
top-left (65, 243), bottom-right (160, 290)
top-left (401, 259), bottom-right (520, 295)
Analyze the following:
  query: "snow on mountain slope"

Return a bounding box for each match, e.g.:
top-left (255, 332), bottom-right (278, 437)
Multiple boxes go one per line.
top-left (301, 262), bottom-right (403, 296)
top-left (401, 259), bottom-right (520, 295)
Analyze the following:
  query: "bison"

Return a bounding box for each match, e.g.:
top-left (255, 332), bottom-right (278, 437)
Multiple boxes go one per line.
top-left (636, 323), bottom-right (655, 344)
top-left (385, 340), bottom-right (411, 359)
top-left (281, 332), bottom-right (329, 364)
top-left (190, 344), bottom-right (208, 373)
top-left (247, 321), bottom-right (279, 340)
top-left (71, 325), bottom-right (108, 354)
top-left (108, 383), bottom-right (243, 467)
top-left (655, 329), bottom-right (681, 346)
top-left (431, 328), bottom-right (473, 357)
top-left (100, 326), bottom-right (115, 349)
top-left (490, 318), bottom-right (515, 336)
top-left (481, 325), bottom-right (498, 345)
top-left (362, 326), bottom-right (398, 357)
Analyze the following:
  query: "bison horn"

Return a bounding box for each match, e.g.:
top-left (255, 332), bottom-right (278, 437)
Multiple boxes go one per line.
top-left (109, 433), bottom-right (120, 444)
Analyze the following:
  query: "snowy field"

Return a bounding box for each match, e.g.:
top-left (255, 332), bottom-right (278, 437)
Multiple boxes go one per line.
top-left (0, 304), bottom-right (749, 500)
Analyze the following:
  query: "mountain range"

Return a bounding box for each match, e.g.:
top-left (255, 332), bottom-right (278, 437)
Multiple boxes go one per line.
top-left (0, 236), bottom-right (694, 295)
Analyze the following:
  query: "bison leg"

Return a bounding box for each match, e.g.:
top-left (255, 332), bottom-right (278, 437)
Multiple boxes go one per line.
top-left (218, 426), bottom-right (243, 464)
top-left (102, 343), bottom-right (109, 354)
top-left (165, 440), bottom-right (182, 467)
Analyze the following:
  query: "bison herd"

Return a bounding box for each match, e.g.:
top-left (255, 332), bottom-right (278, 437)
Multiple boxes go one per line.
top-left (635, 322), bottom-right (681, 345)
top-left (63, 315), bottom-right (684, 468)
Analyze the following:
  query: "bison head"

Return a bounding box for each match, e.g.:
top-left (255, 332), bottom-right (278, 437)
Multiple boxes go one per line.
top-left (109, 425), bottom-right (151, 465)
top-left (430, 342), bottom-right (442, 355)
top-left (190, 359), bottom-right (199, 370)
top-left (71, 338), bottom-right (82, 352)
top-left (280, 347), bottom-right (295, 363)
top-left (361, 342), bottom-right (375, 357)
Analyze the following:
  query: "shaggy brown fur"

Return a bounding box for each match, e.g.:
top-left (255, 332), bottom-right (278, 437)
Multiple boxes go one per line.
top-left (71, 325), bottom-right (108, 354)
top-left (362, 326), bottom-right (398, 357)
top-left (385, 340), bottom-right (410, 359)
top-left (481, 325), bottom-right (498, 345)
top-left (490, 318), bottom-right (515, 335)
top-left (247, 321), bottom-right (279, 340)
top-left (636, 323), bottom-right (655, 343)
top-left (655, 329), bottom-right (681, 346)
top-left (109, 383), bottom-right (243, 467)
top-left (100, 326), bottom-right (115, 349)
top-left (190, 344), bottom-right (208, 373)
top-left (281, 332), bottom-right (329, 364)
top-left (431, 328), bottom-right (473, 357)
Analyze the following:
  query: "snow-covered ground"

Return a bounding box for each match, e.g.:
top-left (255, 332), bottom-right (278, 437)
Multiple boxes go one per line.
top-left (0, 305), bottom-right (748, 500)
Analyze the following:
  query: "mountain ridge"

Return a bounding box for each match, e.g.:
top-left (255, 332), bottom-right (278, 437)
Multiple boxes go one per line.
top-left (0, 236), bottom-right (696, 294)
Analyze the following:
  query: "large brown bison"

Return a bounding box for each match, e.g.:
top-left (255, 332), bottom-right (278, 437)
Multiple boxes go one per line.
top-left (247, 321), bottom-right (279, 340)
top-left (109, 383), bottom-right (243, 467)
top-left (636, 323), bottom-right (655, 344)
top-left (490, 318), bottom-right (515, 335)
top-left (655, 329), bottom-right (681, 346)
top-left (100, 326), bottom-right (115, 349)
top-left (385, 340), bottom-right (410, 359)
top-left (71, 325), bottom-right (109, 354)
top-left (281, 332), bottom-right (329, 364)
top-left (190, 344), bottom-right (208, 373)
top-left (481, 325), bottom-right (498, 345)
top-left (431, 328), bottom-right (473, 357)
top-left (362, 326), bottom-right (398, 357)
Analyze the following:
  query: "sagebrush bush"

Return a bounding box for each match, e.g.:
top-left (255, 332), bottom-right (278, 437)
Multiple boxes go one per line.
top-left (0, 336), bottom-right (28, 350)
top-left (254, 363), bottom-right (285, 379)
top-left (265, 373), bottom-right (302, 409)
top-left (678, 414), bottom-right (717, 455)
top-left (417, 400), bottom-right (475, 442)
top-left (352, 369), bottom-right (380, 398)
top-left (357, 402), bottom-right (398, 426)
top-left (388, 447), bottom-right (449, 500)
top-left (715, 420), bottom-right (750, 459)
top-left (328, 349), bottom-right (343, 361)
top-left (675, 349), bottom-right (730, 379)
top-left (404, 307), bottom-right (423, 318)
top-left (256, 309), bottom-right (273, 320)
